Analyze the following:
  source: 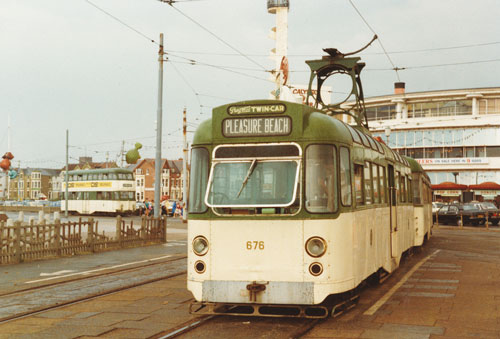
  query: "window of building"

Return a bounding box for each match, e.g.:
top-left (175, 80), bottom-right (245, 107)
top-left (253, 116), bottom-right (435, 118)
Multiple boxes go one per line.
top-left (446, 147), bottom-right (463, 158)
top-left (475, 146), bottom-right (485, 157)
top-left (486, 146), bottom-right (500, 157)
top-left (407, 148), bottom-right (424, 159)
top-left (137, 169), bottom-right (143, 174)
top-left (465, 147), bottom-right (474, 158)
top-left (146, 169), bottom-right (150, 175)
top-left (425, 148), bottom-right (442, 158)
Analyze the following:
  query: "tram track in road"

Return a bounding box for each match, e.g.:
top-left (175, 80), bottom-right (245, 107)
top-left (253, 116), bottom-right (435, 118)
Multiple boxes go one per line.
top-left (152, 315), bottom-right (326, 339)
top-left (0, 255), bottom-right (187, 324)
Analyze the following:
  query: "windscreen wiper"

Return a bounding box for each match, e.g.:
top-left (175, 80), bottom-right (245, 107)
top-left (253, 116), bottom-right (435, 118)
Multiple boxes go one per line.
top-left (236, 159), bottom-right (257, 198)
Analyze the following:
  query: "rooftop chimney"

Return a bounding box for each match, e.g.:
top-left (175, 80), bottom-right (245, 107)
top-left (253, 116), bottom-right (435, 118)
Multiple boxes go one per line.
top-left (394, 82), bottom-right (405, 95)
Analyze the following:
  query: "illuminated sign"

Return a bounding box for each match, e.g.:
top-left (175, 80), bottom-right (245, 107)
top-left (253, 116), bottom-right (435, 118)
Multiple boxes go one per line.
top-left (434, 190), bottom-right (461, 196)
top-left (227, 104), bottom-right (286, 115)
top-left (416, 158), bottom-right (489, 165)
top-left (223, 117), bottom-right (292, 137)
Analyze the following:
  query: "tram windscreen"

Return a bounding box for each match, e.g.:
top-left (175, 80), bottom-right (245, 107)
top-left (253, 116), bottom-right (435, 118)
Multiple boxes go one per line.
top-left (206, 160), bottom-right (299, 207)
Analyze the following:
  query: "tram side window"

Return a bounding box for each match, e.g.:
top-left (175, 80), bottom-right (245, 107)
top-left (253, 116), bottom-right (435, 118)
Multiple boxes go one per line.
top-left (189, 148), bottom-right (209, 213)
top-left (407, 177), bottom-right (412, 203)
top-left (364, 162), bottom-right (373, 205)
top-left (339, 147), bottom-right (352, 206)
top-left (372, 164), bottom-right (379, 204)
top-left (305, 145), bottom-right (337, 213)
top-left (400, 174), bottom-right (406, 203)
top-left (395, 171), bottom-right (401, 202)
top-left (378, 165), bottom-right (386, 204)
top-left (354, 164), bottom-right (364, 206)
top-left (97, 192), bottom-right (103, 200)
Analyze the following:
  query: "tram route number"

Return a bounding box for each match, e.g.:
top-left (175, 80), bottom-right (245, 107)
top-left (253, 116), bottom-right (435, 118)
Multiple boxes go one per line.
top-left (246, 241), bottom-right (264, 250)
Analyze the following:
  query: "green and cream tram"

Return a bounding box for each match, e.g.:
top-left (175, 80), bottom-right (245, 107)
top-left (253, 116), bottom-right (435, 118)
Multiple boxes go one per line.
top-left (187, 47), bottom-right (432, 317)
top-left (61, 168), bottom-right (136, 215)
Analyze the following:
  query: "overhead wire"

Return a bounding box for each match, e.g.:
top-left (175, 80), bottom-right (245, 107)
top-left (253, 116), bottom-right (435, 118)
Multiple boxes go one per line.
top-left (164, 3), bottom-right (268, 71)
top-left (347, 0), bottom-right (401, 81)
top-left (164, 40), bottom-right (500, 58)
top-left (84, 0), bottom-right (159, 45)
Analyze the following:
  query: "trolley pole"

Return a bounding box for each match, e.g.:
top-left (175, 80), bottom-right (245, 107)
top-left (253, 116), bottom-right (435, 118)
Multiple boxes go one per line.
top-left (65, 129), bottom-right (69, 218)
top-left (154, 33), bottom-right (164, 218)
top-left (182, 107), bottom-right (188, 223)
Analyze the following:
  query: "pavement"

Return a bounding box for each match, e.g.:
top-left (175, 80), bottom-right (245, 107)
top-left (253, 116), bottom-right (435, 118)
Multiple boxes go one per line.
top-left (0, 217), bottom-right (187, 293)
top-left (0, 225), bottom-right (499, 338)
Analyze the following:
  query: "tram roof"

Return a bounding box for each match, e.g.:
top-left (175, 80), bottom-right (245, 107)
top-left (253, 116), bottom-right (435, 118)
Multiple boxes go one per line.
top-left (67, 168), bottom-right (133, 175)
top-left (192, 100), bottom-right (353, 145)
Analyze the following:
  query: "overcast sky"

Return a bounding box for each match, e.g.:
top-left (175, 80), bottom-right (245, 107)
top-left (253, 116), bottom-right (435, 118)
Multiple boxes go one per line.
top-left (2, 0), bottom-right (500, 169)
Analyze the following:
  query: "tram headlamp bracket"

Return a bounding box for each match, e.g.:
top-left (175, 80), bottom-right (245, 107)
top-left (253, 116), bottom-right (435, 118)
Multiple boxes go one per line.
top-left (305, 237), bottom-right (327, 258)
top-left (192, 236), bottom-right (209, 256)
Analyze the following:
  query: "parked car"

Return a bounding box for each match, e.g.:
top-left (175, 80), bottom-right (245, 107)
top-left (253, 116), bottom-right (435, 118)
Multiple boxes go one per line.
top-left (435, 203), bottom-right (485, 226)
top-left (432, 202), bottom-right (444, 214)
top-left (470, 202), bottom-right (500, 226)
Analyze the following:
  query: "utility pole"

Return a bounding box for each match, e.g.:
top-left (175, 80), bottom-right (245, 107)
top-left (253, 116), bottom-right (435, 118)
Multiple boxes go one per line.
top-left (154, 33), bottom-right (165, 218)
top-left (182, 108), bottom-right (188, 223)
top-left (64, 130), bottom-right (69, 218)
top-left (120, 140), bottom-right (125, 168)
top-left (4, 115), bottom-right (11, 200)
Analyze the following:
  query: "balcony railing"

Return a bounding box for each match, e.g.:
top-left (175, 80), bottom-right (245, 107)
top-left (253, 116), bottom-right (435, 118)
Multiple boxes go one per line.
top-left (267, 0), bottom-right (289, 9)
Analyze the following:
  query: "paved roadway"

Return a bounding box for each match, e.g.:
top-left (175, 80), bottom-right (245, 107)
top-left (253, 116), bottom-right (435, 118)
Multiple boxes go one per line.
top-left (0, 225), bottom-right (499, 338)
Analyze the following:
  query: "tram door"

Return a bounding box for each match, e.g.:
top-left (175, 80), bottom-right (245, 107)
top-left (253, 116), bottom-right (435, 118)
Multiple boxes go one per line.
top-left (387, 164), bottom-right (398, 258)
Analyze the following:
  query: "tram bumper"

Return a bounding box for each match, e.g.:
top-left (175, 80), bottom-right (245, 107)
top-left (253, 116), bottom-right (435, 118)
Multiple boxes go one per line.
top-left (200, 280), bottom-right (314, 304)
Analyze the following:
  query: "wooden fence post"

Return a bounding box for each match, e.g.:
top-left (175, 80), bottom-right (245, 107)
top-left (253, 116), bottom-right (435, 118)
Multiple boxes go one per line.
top-left (14, 221), bottom-right (22, 264)
top-left (116, 215), bottom-right (122, 247)
top-left (55, 218), bottom-right (61, 257)
top-left (163, 215), bottom-right (167, 243)
top-left (141, 216), bottom-right (146, 241)
top-left (88, 218), bottom-right (95, 253)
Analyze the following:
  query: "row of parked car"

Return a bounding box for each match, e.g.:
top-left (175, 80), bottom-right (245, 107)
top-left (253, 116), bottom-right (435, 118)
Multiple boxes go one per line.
top-left (432, 201), bottom-right (500, 226)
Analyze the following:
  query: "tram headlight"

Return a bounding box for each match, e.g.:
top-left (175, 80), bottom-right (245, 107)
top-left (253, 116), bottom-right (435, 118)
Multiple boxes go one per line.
top-left (192, 236), bottom-right (209, 256)
top-left (305, 237), bottom-right (327, 258)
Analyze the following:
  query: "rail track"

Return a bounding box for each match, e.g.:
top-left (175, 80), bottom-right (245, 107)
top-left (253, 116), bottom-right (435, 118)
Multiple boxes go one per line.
top-left (0, 255), bottom-right (187, 324)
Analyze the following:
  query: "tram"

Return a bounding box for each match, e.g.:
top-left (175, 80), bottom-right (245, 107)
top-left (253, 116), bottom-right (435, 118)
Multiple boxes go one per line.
top-left (61, 168), bottom-right (136, 215)
top-left (187, 44), bottom-right (432, 317)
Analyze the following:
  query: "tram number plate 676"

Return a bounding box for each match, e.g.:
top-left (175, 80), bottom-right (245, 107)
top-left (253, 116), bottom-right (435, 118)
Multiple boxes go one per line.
top-left (246, 241), bottom-right (264, 250)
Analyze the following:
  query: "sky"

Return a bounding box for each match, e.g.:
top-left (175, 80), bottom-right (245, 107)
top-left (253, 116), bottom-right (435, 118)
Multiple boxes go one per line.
top-left (2, 0), bottom-right (500, 169)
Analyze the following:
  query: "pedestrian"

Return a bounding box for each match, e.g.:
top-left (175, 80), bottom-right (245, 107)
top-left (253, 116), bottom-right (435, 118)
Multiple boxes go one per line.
top-left (150, 200), bottom-right (155, 216)
top-left (144, 199), bottom-right (150, 216)
top-left (171, 200), bottom-right (177, 217)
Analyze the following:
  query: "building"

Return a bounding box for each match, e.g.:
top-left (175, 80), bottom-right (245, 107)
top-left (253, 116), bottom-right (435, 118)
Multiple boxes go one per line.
top-left (7, 168), bottom-right (60, 200)
top-left (133, 158), bottom-right (188, 202)
top-left (354, 85), bottom-right (500, 201)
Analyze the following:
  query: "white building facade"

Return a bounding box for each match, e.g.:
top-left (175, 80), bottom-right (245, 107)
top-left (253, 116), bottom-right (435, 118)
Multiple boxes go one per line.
top-left (356, 86), bottom-right (500, 187)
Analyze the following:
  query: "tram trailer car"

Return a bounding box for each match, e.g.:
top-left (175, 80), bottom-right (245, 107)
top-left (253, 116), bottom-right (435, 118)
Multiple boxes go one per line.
top-left (187, 100), bottom-right (432, 317)
top-left (61, 168), bottom-right (136, 215)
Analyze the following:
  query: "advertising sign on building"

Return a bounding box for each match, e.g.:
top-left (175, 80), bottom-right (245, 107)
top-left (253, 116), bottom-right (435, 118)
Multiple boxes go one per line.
top-left (289, 84), bottom-right (331, 106)
top-left (417, 158), bottom-right (489, 165)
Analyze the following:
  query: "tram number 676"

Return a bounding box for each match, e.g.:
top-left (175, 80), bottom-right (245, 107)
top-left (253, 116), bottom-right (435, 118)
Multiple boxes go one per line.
top-left (246, 241), bottom-right (264, 250)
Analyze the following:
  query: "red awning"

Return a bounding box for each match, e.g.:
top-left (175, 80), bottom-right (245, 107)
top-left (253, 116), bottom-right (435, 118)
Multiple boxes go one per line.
top-left (431, 181), bottom-right (468, 190)
top-left (468, 181), bottom-right (500, 190)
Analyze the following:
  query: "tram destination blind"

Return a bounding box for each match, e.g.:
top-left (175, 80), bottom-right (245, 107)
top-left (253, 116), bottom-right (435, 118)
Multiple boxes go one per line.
top-left (223, 116), bottom-right (291, 137)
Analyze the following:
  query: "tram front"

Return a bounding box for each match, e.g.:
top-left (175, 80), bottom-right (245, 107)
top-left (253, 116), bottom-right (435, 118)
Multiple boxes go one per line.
top-left (187, 100), bottom-right (353, 316)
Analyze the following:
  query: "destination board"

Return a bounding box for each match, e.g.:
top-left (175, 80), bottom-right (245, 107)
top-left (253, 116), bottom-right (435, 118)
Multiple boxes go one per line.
top-left (66, 182), bottom-right (113, 188)
top-left (223, 117), bottom-right (292, 137)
